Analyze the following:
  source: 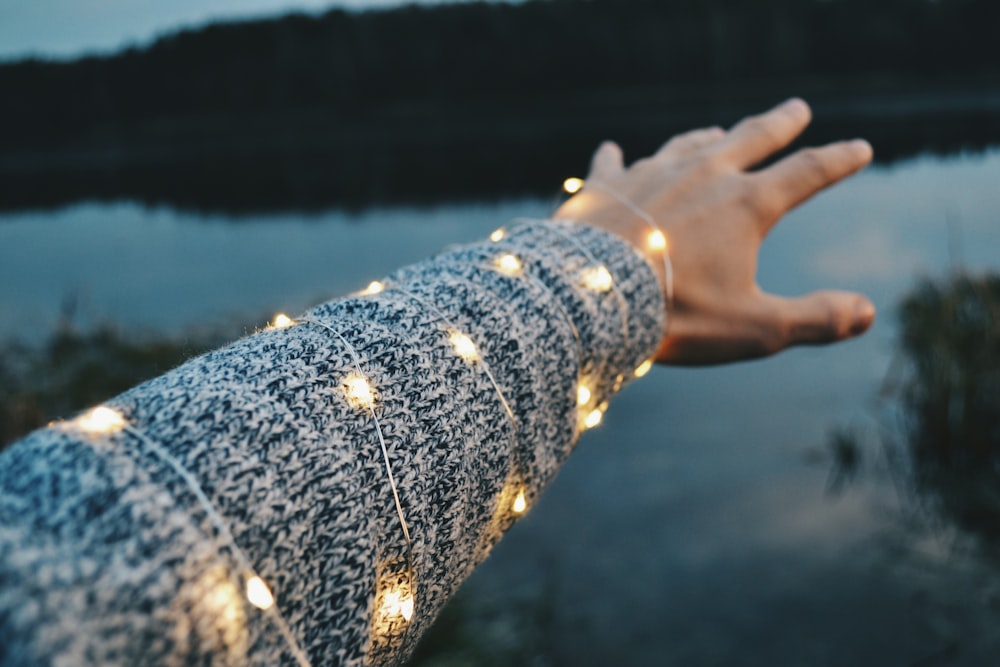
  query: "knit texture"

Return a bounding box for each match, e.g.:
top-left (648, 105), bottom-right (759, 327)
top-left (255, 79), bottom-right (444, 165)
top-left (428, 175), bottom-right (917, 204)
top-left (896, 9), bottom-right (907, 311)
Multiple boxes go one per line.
top-left (0, 219), bottom-right (664, 666)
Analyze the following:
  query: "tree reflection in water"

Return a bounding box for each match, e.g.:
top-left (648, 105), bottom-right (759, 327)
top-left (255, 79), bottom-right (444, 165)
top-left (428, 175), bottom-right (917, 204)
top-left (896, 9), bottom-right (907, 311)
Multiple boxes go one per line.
top-left (825, 272), bottom-right (1000, 663)
top-left (894, 274), bottom-right (1000, 541)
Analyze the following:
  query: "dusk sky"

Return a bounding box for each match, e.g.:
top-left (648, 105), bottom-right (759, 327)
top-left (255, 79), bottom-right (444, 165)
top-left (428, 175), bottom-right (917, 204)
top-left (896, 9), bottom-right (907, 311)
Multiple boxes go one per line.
top-left (0, 0), bottom-right (520, 61)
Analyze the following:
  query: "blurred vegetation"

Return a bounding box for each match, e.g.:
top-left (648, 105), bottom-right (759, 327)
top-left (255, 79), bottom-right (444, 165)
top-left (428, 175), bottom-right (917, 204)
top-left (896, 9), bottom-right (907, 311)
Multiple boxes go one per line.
top-left (816, 272), bottom-right (1000, 663)
top-left (828, 272), bottom-right (1000, 546)
top-left (0, 323), bottom-right (224, 449)
top-left (893, 273), bottom-right (1000, 540)
top-left (2, 0), bottom-right (1000, 211)
top-left (407, 580), bottom-right (556, 667)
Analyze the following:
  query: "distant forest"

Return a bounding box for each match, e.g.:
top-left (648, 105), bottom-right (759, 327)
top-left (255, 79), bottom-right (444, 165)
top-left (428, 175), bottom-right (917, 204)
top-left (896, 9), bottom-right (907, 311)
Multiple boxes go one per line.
top-left (2, 0), bottom-right (1000, 212)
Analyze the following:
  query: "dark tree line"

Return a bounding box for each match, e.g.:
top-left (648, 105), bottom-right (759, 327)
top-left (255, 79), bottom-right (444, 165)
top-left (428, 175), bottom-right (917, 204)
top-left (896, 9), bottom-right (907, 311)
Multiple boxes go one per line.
top-left (1, 0), bottom-right (999, 211)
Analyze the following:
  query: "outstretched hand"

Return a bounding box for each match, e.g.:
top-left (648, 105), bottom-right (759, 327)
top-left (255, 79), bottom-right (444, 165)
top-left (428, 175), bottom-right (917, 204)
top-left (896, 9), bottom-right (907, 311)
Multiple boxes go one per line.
top-left (555, 98), bottom-right (876, 365)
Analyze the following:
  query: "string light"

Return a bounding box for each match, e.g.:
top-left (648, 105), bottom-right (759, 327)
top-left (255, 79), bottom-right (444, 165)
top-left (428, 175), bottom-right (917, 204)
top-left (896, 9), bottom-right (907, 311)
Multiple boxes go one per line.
top-left (563, 177), bottom-right (584, 194)
top-left (75, 406), bottom-right (126, 434)
top-left (449, 330), bottom-right (480, 363)
top-left (583, 407), bottom-right (604, 430)
top-left (495, 253), bottom-right (523, 276)
top-left (299, 318), bottom-right (416, 648)
top-left (73, 394), bottom-right (312, 663)
top-left (581, 265), bottom-right (614, 292)
top-left (246, 576), bottom-right (275, 611)
top-left (647, 229), bottom-right (668, 252)
top-left (578, 178), bottom-right (673, 308)
top-left (270, 313), bottom-right (294, 329)
top-left (512, 488), bottom-right (528, 514)
top-left (57, 218), bottom-right (657, 657)
top-left (199, 572), bottom-right (245, 637)
top-left (343, 373), bottom-right (376, 409)
top-left (379, 588), bottom-right (415, 623)
top-left (634, 359), bottom-right (654, 378)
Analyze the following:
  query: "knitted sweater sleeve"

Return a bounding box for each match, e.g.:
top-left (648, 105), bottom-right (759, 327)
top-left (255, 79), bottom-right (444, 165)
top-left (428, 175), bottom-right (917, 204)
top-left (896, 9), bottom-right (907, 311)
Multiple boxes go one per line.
top-left (0, 219), bottom-right (664, 667)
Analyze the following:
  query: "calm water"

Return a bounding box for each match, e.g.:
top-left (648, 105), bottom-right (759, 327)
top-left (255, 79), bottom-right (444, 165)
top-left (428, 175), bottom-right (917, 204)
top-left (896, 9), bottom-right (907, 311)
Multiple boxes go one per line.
top-left (3, 149), bottom-right (1000, 664)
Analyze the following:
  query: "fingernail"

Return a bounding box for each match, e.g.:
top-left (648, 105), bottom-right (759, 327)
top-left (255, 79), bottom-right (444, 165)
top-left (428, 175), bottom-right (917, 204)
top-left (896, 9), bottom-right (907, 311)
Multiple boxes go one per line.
top-left (782, 97), bottom-right (808, 114)
top-left (850, 139), bottom-right (874, 160)
top-left (851, 299), bottom-right (876, 336)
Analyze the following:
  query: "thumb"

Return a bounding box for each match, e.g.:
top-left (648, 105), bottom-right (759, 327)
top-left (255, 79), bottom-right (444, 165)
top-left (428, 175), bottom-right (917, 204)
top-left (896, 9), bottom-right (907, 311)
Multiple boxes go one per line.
top-left (587, 141), bottom-right (625, 182)
top-left (769, 290), bottom-right (876, 347)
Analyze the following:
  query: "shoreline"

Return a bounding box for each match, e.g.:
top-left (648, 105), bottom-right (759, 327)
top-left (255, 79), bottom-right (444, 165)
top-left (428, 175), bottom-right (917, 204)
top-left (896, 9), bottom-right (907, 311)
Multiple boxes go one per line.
top-left (2, 81), bottom-right (999, 214)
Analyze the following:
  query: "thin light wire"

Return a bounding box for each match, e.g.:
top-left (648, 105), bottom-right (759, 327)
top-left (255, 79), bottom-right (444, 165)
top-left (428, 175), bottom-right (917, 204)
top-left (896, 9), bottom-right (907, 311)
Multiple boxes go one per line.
top-left (579, 180), bottom-right (674, 318)
top-left (506, 265), bottom-right (583, 364)
top-left (296, 317), bottom-right (413, 551)
top-left (521, 219), bottom-right (632, 348)
top-left (114, 422), bottom-right (313, 667)
top-left (389, 283), bottom-right (531, 515)
top-left (392, 286), bottom-right (517, 429)
top-left (582, 179), bottom-right (655, 227)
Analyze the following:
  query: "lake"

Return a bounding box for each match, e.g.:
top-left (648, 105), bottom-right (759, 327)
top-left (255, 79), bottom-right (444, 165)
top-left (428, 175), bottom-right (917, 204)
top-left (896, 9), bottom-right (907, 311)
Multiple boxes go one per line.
top-left (3, 147), bottom-right (1000, 665)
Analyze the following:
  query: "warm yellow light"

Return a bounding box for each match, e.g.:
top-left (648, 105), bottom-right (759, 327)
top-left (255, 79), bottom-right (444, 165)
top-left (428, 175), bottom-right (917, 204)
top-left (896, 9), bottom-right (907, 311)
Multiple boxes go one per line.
top-left (581, 265), bottom-right (613, 292)
top-left (380, 589), bottom-right (415, 623)
top-left (647, 229), bottom-right (668, 252)
top-left (495, 253), bottom-right (523, 276)
top-left (76, 406), bottom-right (126, 434)
top-left (195, 570), bottom-right (246, 639)
top-left (512, 489), bottom-right (527, 514)
top-left (270, 313), bottom-right (293, 329)
top-left (583, 407), bottom-right (604, 430)
top-left (449, 330), bottom-right (479, 362)
top-left (563, 177), bottom-right (585, 194)
top-left (246, 576), bottom-right (274, 610)
top-left (577, 384), bottom-right (592, 407)
top-left (634, 359), bottom-right (654, 378)
top-left (343, 373), bottom-right (375, 409)
top-left (489, 228), bottom-right (506, 243)
top-left (362, 280), bottom-right (385, 295)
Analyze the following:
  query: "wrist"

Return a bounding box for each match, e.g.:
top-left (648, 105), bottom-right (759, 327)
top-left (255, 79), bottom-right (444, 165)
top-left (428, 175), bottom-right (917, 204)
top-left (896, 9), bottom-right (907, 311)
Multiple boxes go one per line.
top-left (554, 189), bottom-right (673, 332)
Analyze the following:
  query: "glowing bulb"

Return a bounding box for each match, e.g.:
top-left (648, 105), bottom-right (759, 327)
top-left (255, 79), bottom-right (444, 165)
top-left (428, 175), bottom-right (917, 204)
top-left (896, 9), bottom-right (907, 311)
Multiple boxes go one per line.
top-left (270, 313), bottom-right (293, 329)
top-left (246, 576), bottom-right (274, 610)
top-left (647, 229), bottom-right (668, 252)
top-left (489, 228), bottom-right (506, 243)
top-left (583, 407), bottom-right (604, 430)
top-left (76, 406), bottom-right (126, 434)
top-left (581, 265), bottom-right (613, 292)
top-left (512, 489), bottom-right (527, 514)
top-left (495, 253), bottom-right (523, 276)
top-left (362, 280), bottom-right (385, 295)
top-left (343, 373), bottom-right (375, 409)
top-left (577, 384), bottom-right (592, 407)
top-left (449, 330), bottom-right (479, 362)
top-left (380, 589), bottom-right (415, 622)
top-left (563, 177), bottom-right (584, 194)
top-left (634, 359), bottom-right (654, 378)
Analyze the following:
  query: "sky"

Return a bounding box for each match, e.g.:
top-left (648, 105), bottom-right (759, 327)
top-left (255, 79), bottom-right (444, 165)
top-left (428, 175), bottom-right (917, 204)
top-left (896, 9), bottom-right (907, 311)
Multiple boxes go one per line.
top-left (0, 0), bottom-right (516, 61)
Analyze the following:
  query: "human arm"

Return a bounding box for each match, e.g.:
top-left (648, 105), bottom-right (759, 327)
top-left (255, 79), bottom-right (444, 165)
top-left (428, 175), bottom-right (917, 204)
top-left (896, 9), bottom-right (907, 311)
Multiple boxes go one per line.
top-left (0, 220), bottom-right (662, 667)
top-left (0, 100), bottom-right (874, 667)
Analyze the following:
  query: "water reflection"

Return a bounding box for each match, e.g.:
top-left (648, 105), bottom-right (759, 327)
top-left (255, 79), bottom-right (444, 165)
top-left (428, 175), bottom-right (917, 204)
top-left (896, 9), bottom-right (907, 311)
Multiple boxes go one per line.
top-left (814, 273), bottom-right (1000, 667)
top-left (839, 273), bottom-right (1000, 544)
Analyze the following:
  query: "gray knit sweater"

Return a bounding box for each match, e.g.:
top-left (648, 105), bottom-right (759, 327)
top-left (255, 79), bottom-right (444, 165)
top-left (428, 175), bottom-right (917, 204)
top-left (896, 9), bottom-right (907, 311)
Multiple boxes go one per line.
top-left (0, 219), bottom-right (664, 666)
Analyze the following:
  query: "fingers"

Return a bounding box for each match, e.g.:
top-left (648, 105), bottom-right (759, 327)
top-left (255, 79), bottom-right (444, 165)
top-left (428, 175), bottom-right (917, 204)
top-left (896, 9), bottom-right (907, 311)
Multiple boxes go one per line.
top-left (767, 291), bottom-right (876, 348)
top-left (587, 140), bottom-right (625, 182)
top-left (655, 126), bottom-right (726, 161)
top-left (757, 139), bottom-right (873, 217)
top-left (718, 98), bottom-right (812, 169)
